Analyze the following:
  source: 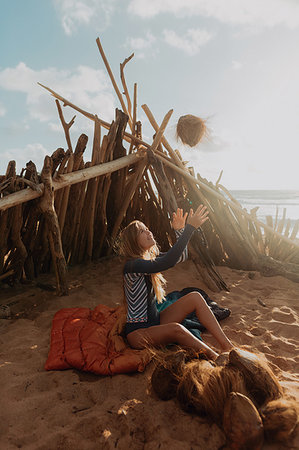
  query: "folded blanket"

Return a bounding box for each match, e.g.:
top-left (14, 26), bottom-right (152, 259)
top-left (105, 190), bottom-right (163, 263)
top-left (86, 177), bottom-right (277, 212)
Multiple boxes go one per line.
top-left (45, 304), bottom-right (150, 375)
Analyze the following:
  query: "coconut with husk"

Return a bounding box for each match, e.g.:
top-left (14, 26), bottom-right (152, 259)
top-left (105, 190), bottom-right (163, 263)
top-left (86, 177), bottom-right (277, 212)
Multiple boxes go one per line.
top-left (176, 114), bottom-right (207, 147)
top-left (176, 360), bottom-right (248, 422)
top-left (150, 346), bottom-right (200, 401)
top-left (223, 392), bottom-right (264, 450)
top-left (228, 348), bottom-right (283, 406)
top-left (260, 398), bottom-right (298, 442)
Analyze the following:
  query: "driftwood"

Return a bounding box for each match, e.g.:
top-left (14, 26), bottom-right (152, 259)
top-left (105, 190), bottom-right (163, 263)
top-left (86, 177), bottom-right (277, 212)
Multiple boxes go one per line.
top-left (39, 156), bottom-right (68, 295)
top-left (1, 38), bottom-right (298, 295)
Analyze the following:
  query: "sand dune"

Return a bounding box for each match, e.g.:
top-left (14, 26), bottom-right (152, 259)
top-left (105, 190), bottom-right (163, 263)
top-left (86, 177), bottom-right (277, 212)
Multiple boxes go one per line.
top-left (1, 258), bottom-right (298, 449)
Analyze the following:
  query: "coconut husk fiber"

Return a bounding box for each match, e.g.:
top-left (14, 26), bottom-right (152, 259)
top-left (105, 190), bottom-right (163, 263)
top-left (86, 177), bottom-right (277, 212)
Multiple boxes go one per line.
top-left (176, 114), bottom-right (207, 147)
top-left (260, 398), bottom-right (299, 442)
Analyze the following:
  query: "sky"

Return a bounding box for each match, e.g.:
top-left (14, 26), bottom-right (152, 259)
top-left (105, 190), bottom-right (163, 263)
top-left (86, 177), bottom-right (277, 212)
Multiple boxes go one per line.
top-left (1, 0), bottom-right (299, 190)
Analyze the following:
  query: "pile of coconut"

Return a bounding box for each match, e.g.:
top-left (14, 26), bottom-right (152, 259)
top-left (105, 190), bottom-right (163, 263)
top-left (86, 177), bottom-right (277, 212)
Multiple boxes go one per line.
top-left (151, 347), bottom-right (298, 449)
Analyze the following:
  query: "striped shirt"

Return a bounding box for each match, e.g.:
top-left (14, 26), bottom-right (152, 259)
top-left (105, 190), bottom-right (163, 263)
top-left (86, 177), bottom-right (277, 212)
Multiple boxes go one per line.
top-left (124, 224), bottom-right (195, 323)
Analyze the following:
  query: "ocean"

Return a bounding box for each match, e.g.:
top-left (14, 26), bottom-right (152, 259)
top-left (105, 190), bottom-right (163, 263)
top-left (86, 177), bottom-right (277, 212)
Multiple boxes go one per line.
top-left (229, 190), bottom-right (299, 230)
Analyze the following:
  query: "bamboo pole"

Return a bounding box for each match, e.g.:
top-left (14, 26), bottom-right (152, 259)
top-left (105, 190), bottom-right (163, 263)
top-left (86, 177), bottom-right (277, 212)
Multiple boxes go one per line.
top-left (0, 153), bottom-right (145, 212)
top-left (154, 154), bottom-right (299, 251)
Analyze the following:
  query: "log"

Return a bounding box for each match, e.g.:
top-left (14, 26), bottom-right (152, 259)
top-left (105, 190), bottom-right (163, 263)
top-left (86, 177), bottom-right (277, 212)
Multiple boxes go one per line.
top-left (0, 153), bottom-right (145, 212)
top-left (257, 254), bottom-right (299, 283)
top-left (39, 156), bottom-right (68, 295)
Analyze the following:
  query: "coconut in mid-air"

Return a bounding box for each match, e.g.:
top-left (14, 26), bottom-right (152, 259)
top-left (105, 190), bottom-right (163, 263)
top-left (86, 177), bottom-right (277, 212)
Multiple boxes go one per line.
top-left (176, 114), bottom-right (207, 147)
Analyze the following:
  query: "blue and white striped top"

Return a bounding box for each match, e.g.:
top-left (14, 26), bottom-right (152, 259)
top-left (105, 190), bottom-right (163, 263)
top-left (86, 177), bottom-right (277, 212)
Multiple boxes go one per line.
top-left (123, 224), bottom-right (196, 324)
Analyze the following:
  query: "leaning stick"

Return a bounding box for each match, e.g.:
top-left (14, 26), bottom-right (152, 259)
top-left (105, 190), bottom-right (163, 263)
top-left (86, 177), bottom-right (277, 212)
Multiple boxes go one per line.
top-left (129, 83), bottom-right (138, 154)
top-left (110, 159), bottom-right (147, 239)
top-left (38, 83), bottom-right (149, 149)
top-left (141, 104), bottom-right (185, 169)
top-left (149, 109), bottom-right (173, 153)
top-left (0, 153), bottom-right (145, 212)
top-left (120, 53), bottom-right (134, 121)
top-left (55, 100), bottom-right (75, 152)
top-left (155, 154), bottom-right (299, 251)
top-left (96, 37), bottom-right (133, 131)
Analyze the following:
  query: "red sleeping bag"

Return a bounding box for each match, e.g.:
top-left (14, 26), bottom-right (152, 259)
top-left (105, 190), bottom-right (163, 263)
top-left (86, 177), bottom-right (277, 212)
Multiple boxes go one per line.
top-left (45, 304), bottom-right (150, 375)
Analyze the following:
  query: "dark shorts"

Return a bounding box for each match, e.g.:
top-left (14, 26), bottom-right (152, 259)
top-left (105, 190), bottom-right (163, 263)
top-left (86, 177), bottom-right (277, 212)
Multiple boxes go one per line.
top-left (125, 311), bottom-right (160, 337)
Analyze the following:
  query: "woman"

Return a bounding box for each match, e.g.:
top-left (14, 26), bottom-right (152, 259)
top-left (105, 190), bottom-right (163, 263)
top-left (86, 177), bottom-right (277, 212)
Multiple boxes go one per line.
top-left (119, 205), bottom-right (233, 360)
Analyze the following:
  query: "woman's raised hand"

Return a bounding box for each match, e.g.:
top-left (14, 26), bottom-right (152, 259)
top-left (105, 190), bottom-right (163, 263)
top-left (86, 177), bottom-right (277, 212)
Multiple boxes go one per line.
top-left (171, 208), bottom-right (188, 230)
top-left (187, 205), bottom-right (209, 229)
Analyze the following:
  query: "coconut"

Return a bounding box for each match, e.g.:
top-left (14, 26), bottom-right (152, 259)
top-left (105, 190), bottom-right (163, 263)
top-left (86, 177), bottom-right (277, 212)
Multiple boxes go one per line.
top-left (176, 359), bottom-right (214, 414)
top-left (223, 392), bottom-right (264, 450)
top-left (260, 398), bottom-right (298, 441)
top-left (150, 346), bottom-right (198, 401)
top-left (176, 115), bottom-right (207, 147)
top-left (229, 348), bottom-right (283, 406)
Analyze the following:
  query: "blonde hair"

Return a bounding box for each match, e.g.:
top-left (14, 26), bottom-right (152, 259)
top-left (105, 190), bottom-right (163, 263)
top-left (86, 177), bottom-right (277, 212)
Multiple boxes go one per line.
top-left (119, 220), bottom-right (166, 303)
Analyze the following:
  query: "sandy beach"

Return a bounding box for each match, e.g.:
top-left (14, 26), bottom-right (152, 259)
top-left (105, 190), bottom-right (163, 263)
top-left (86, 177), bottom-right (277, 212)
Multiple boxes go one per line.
top-left (1, 258), bottom-right (298, 450)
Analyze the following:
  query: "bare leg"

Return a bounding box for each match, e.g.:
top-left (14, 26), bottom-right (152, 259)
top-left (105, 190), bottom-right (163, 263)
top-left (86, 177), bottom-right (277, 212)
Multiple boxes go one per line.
top-left (127, 322), bottom-right (219, 360)
top-left (160, 292), bottom-right (233, 352)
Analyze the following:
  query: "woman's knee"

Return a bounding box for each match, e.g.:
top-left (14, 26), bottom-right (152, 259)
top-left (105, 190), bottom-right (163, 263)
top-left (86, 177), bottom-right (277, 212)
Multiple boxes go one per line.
top-left (184, 291), bottom-right (207, 308)
top-left (166, 322), bottom-right (188, 339)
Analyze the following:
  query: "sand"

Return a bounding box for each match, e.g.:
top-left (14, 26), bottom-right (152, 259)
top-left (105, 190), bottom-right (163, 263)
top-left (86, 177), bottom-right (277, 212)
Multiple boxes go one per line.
top-left (0, 258), bottom-right (298, 450)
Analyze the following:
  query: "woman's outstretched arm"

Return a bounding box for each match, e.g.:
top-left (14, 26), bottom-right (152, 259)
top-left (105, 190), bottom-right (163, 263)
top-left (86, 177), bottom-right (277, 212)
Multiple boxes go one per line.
top-left (125, 205), bottom-right (209, 274)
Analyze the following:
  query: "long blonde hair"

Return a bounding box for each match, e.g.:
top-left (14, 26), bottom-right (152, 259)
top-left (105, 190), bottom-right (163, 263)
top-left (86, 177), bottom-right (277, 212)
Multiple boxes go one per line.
top-left (118, 220), bottom-right (166, 303)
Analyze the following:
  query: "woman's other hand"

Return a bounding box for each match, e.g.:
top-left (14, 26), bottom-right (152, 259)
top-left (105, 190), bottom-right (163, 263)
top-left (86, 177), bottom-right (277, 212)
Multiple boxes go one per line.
top-left (171, 208), bottom-right (188, 230)
top-left (187, 205), bottom-right (209, 229)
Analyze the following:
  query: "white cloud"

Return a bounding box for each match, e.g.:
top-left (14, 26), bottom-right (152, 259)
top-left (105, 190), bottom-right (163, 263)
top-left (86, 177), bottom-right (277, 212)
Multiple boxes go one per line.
top-left (0, 62), bottom-right (115, 125)
top-left (0, 102), bottom-right (6, 117)
top-left (1, 143), bottom-right (48, 174)
top-left (128, 0), bottom-right (299, 29)
top-left (53, 0), bottom-right (116, 35)
top-left (163, 28), bottom-right (213, 55)
top-left (124, 31), bottom-right (157, 59)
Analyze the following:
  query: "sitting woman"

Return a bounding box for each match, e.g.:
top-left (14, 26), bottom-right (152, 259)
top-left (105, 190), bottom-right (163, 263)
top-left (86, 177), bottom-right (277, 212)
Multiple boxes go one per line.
top-left (119, 205), bottom-right (233, 360)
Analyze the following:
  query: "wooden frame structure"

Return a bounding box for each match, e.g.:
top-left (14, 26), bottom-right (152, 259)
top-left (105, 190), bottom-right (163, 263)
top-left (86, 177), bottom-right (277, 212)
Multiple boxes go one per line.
top-left (1, 38), bottom-right (298, 294)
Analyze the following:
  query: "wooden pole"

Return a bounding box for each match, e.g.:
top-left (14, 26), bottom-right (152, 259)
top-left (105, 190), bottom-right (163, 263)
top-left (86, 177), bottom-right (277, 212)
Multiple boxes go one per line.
top-left (154, 154), bottom-right (299, 251)
top-left (141, 104), bottom-right (186, 169)
top-left (39, 156), bottom-right (68, 295)
top-left (96, 37), bottom-right (133, 131)
top-left (37, 83), bottom-right (149, 149)
top-left (0, 153), bottom-right (145, 212)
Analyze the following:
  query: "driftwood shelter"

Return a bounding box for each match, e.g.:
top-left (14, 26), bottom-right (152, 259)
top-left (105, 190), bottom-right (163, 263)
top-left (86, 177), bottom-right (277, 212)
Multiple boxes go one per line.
top-left (1, 38), bottom-right (299, 296)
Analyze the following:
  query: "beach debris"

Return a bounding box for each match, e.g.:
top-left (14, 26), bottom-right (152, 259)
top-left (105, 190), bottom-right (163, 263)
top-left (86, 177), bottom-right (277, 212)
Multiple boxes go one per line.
top-left (260, 398), bottom-right (298, 441)
top-left (257, 297), bottom-right (267, 307)
top-left (223, 392), bottom-right (264, 450)
top-left (228, 348), bottom-right (283, 406)
top-left (0, 305), bottom-right (11, 319)
top-left (176, 114), bottom-right (207, 147)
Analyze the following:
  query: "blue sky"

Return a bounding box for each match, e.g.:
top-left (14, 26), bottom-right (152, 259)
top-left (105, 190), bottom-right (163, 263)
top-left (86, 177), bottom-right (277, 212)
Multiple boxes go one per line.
top-left (1, 0), bottom-right (299, 189)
